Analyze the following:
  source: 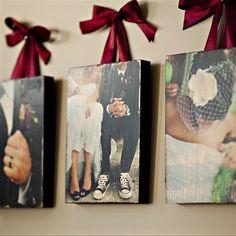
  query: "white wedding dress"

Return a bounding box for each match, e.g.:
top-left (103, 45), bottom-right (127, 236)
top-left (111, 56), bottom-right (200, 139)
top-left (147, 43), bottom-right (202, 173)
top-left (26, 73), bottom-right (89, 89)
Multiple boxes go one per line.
top-left (66, 83), bottom-right (103, 182)
top-left (166, 134), bottom-right (224, 203)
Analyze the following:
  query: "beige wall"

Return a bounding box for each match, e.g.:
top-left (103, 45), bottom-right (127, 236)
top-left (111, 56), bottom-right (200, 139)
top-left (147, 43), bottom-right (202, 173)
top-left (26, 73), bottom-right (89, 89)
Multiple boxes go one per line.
top-left (0, 0), bottom-right (236, 235)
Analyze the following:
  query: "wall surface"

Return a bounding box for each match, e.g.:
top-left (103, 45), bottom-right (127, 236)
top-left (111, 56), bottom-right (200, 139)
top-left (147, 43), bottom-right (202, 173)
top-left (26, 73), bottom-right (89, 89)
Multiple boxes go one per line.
top-left (0, 0), bottom-right (236, 235)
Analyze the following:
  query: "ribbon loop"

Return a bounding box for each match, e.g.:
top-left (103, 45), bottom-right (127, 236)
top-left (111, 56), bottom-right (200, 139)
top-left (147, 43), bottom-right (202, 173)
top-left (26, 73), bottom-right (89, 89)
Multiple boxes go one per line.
top-left (179, 0), bottom-right (236, 50)
top-left (80, 0), bottom-right (157, 63)
top-left (5, 17), bottom-right (51, 79)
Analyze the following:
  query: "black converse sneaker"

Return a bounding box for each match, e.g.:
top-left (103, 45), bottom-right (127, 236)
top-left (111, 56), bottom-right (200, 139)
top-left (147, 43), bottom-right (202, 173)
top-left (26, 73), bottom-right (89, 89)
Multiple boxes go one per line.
top-left (118, 172), bottom-right (132, 199)
top-left (93, 174), bottom-right (110, 200)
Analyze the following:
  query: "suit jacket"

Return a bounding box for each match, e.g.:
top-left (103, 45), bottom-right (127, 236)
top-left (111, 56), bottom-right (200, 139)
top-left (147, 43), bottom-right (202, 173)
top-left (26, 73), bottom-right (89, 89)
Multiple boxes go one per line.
top-left (100, 61), bottom-right (140, 119)
top-left (0, 78), bottom-right (43, 207)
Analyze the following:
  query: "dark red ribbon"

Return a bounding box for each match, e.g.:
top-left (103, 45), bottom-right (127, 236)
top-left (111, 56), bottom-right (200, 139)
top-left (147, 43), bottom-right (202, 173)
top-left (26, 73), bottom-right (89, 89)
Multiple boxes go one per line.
top-left (80, 0), bottom-right (157, 63)
top-left (5, 17), bottom-right (51, 80)
top-left (179, 0), bottom-right (236, 50)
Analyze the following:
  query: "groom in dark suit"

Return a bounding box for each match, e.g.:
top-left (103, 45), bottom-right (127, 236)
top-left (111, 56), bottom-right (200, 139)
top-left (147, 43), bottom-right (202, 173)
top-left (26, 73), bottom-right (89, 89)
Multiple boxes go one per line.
top-left (93, 61), bottom-right (140, 200)
top-left (0, 78), bottom-right (43, 207)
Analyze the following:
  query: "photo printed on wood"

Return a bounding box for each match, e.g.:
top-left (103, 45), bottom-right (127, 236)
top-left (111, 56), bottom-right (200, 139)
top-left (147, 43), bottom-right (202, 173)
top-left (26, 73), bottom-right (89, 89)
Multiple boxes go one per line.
top-left (165, 48), bottom-right (236, 203)
top-left (66, 60), bottom-right (151, 203)
top-left (0, 76), bottom-right (55, 208)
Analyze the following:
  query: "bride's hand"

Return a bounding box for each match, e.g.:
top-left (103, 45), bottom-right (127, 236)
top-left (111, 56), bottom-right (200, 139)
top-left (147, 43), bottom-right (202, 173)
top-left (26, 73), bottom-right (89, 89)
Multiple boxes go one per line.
top-left (166, 83), bottom-right (179, 98)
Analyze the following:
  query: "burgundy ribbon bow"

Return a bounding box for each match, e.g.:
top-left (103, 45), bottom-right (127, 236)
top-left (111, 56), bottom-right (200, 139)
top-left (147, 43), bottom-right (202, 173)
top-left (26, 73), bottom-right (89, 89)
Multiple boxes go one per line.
top-left (5, 17), bottom-right (51, 80)
top-left (179, 0), bottom-right (236, 50)
top-left (80, 0), bottom-right (157, 63)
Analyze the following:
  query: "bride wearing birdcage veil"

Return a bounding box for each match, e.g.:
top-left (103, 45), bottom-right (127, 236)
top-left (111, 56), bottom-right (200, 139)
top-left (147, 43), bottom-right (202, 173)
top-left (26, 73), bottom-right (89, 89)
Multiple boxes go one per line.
top-left (165, 49), bottom-right (236, 203)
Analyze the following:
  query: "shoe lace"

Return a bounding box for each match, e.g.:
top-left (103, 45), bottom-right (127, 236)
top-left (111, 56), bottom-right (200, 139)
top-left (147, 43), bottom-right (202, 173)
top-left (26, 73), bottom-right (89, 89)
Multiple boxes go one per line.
top-left (98, 175), bottom-right (108, 189)
top-left (120, 173), bottom-right (130, 189)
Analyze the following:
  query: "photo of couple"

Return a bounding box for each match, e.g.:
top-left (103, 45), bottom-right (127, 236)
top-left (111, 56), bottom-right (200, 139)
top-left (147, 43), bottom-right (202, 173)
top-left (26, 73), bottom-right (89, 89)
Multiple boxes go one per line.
top-left (165, 48), bottom-right (236, 203)
top-left (66, 60), bottom-right (142, 203)
top-left (0, 77), bottom-right (45, 207)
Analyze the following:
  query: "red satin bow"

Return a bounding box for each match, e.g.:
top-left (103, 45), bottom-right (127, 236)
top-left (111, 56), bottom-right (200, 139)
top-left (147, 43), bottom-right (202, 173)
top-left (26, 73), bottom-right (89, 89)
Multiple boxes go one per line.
top-left (5, 17), bottom-right (51, 80)
top-left (179, 0), bottom-right (236, 50)
top-left (80, 0), bottom-right (157, 63)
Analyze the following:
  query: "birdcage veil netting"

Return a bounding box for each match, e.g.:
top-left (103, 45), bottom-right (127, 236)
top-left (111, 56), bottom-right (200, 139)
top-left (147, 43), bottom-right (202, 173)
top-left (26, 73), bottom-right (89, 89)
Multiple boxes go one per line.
top-left (176, 60), bottom-right (235, 134)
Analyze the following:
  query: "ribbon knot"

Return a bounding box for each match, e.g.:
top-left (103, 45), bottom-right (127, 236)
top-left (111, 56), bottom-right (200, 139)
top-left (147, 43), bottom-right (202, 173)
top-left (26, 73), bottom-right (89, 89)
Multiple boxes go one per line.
top-left (80, 0), bottom-right (157, 63)
top-left (116, 11), bottom-right (127, 22)
top-left (5, 17), bottom-right (51, 80)
top-left (179, 0), bottom-right (236, 51)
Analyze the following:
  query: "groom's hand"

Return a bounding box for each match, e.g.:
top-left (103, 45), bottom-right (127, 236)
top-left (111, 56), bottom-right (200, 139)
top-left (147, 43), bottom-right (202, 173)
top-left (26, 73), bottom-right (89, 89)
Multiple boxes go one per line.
top-left (218, 142), bottom-right (236, 170)
top-left (3, 130), bottom-right (32, 186)
top-left (108, 98), bottom-right (127, 117)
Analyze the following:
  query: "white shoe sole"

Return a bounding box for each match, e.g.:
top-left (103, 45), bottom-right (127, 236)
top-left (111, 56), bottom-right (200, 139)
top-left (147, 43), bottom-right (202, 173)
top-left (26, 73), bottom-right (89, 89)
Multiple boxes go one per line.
top-left (93, 183), bottom-right (110, 200)
top-left (119, 190), bottom-right (132, 199)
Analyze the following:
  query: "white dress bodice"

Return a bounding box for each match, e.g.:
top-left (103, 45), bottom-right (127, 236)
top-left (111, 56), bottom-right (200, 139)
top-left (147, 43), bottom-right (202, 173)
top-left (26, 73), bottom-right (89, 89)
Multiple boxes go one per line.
top-left (166, 134), bottom-right (224, 203)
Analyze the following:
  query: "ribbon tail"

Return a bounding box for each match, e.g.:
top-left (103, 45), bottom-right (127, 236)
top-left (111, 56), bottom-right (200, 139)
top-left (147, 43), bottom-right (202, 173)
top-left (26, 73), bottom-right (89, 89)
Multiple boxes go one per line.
top-left (101, 23), bottom-right (117, 64)
top-left (204, 3), bottom-right (223, 51)
top-left (116, 22), bottom-right (131, 62)
top-left (11, 39), bottom-right (40, 79)
top-left (34, 41), bottom-right (51, 64)
top-left (136, 22), bottom-right (157, 42)
top-left (11, 42), bottom-right (28, 79)
top-left (222, 0), bottom-right (236, 48)
top-left (27, 40), bottom-right (40, 77)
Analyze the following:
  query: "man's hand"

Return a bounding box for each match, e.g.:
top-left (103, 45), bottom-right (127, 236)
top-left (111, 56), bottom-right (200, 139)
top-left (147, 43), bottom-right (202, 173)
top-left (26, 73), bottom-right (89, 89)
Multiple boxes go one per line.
top-left (218, 142), bottom-right (236, 170)
top-left (3, 130), bottom-right (32, 186)
top-left (108, 98), bottom-right (127, 118)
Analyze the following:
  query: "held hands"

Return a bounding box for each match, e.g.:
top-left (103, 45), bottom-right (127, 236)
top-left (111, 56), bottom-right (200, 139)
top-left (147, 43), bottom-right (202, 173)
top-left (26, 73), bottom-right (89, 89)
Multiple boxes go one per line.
top-left (218, 142), bottom-right (236, 170)
top-left (108, 98), bottom-right (127, 118)
top-left (3, 130), bottom-right (32, 186)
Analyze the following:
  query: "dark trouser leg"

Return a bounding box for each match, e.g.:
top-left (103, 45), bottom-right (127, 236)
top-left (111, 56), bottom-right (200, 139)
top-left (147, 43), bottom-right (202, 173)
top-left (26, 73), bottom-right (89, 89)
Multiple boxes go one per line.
top-left (120, 115), bottom-right (140, 173)
top-left (100, 119), bottom-right (112, 174)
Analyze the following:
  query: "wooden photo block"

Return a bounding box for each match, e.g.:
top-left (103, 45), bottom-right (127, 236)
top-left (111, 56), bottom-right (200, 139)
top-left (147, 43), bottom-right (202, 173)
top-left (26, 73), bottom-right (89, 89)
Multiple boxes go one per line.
top-left (0, 76), bottom-right (55, 208)
top-left (165, 48), bottom-right (236, 203)
top-left (66, 60), bottom-right (152, 203)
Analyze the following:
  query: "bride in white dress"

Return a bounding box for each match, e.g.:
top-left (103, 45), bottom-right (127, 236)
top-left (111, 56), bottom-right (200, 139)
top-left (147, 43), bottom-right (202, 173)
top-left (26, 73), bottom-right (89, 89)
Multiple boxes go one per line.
top-left (165, 56), bottom-right (236, 203)
top-left (67, 66), bottom-right (103, 201)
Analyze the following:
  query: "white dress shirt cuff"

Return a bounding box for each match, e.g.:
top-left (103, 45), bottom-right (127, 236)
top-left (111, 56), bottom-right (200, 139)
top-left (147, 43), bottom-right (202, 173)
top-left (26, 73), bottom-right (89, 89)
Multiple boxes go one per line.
top-left (106, 105), bottom-right (112, 117)
top-left (18, 173), bottom-right (32, 205)
top-left (125, 105), bottom-right (131, 116)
